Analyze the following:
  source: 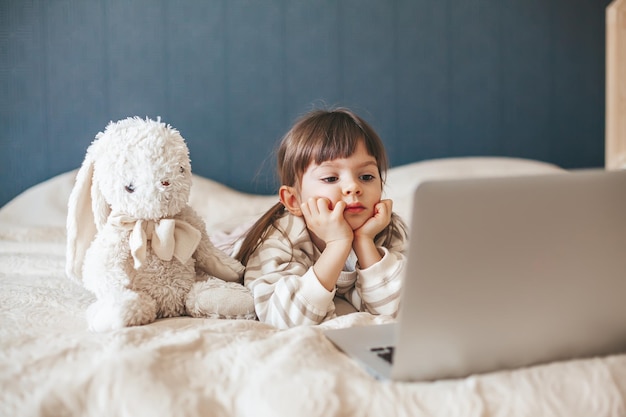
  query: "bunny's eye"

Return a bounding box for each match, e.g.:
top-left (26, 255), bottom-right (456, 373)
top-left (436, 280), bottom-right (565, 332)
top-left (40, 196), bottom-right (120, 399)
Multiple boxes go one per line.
top-left (125, 184), bottom-right (135, 193)
top-left (179, 166), bottom-right (185, 174)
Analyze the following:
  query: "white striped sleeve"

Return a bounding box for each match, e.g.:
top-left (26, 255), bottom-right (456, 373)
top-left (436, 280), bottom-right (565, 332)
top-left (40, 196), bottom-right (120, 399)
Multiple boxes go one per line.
top-left (355, 247), bottom-right (406, 316)
top-left (243, 216), bottom-right (336, 329)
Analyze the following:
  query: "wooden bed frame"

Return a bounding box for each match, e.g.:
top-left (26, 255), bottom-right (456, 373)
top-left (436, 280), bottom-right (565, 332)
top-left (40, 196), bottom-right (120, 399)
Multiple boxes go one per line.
top-left (606, 0), bottom-right (626, 169)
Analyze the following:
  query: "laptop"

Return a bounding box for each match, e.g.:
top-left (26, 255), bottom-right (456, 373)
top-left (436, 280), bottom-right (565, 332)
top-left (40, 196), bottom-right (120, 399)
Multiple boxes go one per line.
top-left (324, 169), bottom-right (626, 382)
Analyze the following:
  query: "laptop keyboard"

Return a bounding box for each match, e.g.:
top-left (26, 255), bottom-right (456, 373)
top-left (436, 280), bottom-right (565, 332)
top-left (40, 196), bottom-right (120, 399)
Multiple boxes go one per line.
top-left (370, 346), bottom-right (395, 364)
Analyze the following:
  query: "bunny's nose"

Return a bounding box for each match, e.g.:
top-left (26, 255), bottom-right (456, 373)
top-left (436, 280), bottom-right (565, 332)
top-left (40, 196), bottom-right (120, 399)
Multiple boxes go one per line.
top-left (161, 180), bottom-right (170, 187)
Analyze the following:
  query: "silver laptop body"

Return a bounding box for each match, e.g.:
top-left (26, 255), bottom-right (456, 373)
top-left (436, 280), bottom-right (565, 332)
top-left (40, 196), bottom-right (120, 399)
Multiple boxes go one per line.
top-left (325, 169), bottom-right (626, 382)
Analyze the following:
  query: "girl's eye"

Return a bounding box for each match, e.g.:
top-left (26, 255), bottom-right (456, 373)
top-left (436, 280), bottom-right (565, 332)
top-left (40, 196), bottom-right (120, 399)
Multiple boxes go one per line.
top-left (322, 177), bottom-right (338, 183)
top-left (125, 184), bottom-right (135, 193)
top-left (360, 174), bottom-right (376, 181)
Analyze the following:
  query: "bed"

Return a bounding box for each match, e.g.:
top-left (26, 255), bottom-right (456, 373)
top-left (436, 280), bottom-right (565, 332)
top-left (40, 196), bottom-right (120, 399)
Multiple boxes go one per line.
top-left (2, 156), bottom-right (626, 417)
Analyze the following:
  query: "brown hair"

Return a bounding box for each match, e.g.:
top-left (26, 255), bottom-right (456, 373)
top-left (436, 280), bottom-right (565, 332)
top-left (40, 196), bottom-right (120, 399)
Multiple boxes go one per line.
top-left (235, 107), bottom-right (407, 265)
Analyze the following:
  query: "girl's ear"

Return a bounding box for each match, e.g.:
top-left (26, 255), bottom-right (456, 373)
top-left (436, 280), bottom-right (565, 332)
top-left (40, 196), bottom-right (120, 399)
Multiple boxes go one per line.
top-left (279, 185), bottom-right (302, 216)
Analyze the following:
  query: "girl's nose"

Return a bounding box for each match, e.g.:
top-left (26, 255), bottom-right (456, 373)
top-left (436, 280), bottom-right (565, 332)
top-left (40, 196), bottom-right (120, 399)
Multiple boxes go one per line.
top-left (343, 179), bottom-right (362, 195)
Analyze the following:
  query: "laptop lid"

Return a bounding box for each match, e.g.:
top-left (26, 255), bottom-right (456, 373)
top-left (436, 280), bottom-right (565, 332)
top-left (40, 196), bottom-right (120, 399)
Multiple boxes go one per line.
top-left (391, 169), bottom-right (626, 381)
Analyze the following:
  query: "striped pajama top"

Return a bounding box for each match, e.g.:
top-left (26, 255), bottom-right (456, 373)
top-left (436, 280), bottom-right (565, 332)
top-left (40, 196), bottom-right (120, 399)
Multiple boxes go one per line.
top-left (243, 212), bottom-right (407, 329)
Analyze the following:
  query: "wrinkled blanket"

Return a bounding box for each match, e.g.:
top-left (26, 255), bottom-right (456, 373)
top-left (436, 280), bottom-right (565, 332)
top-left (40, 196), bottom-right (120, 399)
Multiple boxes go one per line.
top-left (2, 223), bottom-right (626, 417)
top-left (2, 158), bottom-right (626, 417)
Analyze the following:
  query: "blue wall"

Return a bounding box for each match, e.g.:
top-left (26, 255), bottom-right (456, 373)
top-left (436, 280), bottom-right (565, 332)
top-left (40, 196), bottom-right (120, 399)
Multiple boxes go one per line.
top-left (0, 0), bottom-right (610, 207)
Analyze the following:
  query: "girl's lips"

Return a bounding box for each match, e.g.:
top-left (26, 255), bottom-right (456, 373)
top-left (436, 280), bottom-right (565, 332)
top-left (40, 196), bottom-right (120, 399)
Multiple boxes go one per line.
top-left (344, 203), bottom-right (366, 213)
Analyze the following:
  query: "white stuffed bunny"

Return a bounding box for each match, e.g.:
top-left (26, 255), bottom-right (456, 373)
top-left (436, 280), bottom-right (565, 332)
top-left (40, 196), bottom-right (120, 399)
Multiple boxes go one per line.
top-left (66, 117), bottom-right (256, 331)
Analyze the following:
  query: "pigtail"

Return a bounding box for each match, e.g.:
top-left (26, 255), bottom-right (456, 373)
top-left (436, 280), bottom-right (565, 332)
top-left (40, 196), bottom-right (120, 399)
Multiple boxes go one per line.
top-left (235, 202), bottom-right (287, 265)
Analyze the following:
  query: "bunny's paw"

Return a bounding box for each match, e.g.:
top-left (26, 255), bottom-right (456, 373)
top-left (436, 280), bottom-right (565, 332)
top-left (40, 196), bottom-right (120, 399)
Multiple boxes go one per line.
top-left (186, 278), bottom-right (256, 320)
top-left (86, 291), bottom-right (158, 332)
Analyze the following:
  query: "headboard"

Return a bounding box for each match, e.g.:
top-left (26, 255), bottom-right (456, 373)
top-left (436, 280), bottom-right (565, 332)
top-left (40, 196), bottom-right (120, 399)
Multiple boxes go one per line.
top-left (0, 0), bottom-right (613, 208)
top-left (606, 0), bottom-right (626, 169)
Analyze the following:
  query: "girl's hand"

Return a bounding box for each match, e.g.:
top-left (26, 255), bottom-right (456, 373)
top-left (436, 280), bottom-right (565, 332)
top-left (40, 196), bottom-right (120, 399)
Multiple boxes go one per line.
top-left (353, 199), bottom-right (393, 241)
top-left (302, 198), bottom-right (354, 291)
top-left (301, 197), bottom-right (353, 246)
top-left (351, 199), bottom-right (393, 269)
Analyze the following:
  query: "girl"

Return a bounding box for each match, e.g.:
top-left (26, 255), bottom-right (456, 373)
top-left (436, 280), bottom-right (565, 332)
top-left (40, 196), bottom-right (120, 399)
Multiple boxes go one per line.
top-left (236, 108), bottom-right (407, 329)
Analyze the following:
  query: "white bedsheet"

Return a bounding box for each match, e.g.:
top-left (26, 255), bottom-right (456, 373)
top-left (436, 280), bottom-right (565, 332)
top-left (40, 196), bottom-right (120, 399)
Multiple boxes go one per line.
top-left (2, 157), bottom-right (625, 417)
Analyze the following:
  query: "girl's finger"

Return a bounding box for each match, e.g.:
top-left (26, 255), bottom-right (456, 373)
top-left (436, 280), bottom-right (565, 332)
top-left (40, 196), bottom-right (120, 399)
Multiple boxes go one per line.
top-left (316, 197), bottom-right (333, 213)
top-left (376, 199), bottom-right (392, 216)
top-left (332, 200), bottom-right (346, 214)
top-left (305, 197), bottom-right (319, 215)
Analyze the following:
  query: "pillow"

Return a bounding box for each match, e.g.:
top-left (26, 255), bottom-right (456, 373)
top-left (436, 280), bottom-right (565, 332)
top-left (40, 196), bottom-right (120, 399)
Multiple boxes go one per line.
top-left (0, 157), bottom-right (564, 231)
top-left (383, 157), bottom-right (564, 224)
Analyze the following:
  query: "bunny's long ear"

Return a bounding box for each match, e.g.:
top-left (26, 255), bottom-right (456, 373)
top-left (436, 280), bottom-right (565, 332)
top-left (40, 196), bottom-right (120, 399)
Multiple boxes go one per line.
top-left (90, 170), bottom-right (111, 231)
top-left (65, 149), bottom-right (98, 283)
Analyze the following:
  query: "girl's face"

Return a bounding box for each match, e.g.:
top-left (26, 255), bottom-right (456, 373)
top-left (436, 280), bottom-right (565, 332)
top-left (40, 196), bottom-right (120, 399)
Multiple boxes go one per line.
top-left (298, 140), bottom-right (383, 230)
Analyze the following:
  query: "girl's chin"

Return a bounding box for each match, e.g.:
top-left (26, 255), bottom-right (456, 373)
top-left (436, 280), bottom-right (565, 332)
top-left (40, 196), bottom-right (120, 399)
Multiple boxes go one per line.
top-left (346, 217), bottom-right (369, 231)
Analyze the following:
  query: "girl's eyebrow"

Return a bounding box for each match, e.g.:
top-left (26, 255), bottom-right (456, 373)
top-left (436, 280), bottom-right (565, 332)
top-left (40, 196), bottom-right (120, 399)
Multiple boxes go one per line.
top-left (317, 159), bottom-right (378, 169)
top-left (358, 160), bottom-right (379, 169)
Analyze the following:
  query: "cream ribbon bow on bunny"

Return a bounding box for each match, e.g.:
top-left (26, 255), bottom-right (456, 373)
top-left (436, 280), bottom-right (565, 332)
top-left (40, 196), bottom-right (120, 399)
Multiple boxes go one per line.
top-left (109, 213), bottom-right (202, 269)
